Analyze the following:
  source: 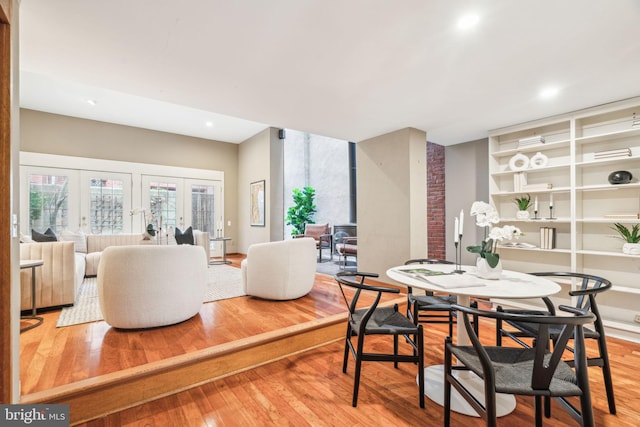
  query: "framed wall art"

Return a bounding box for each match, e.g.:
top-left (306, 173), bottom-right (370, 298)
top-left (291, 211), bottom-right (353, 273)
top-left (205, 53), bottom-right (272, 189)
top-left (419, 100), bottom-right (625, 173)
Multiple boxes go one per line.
top-left (250, 180), bottom-right (265, 226)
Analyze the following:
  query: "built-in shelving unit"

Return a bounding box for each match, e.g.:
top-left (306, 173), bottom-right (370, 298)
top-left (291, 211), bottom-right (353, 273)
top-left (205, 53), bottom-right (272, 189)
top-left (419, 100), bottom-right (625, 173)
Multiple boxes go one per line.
top-left (488, 97), bottom-right (640, 342)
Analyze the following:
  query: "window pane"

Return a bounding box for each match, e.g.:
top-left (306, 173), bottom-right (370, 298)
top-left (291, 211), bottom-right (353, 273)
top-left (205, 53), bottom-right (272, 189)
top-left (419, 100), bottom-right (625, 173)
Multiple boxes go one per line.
top-left (89, 178), bottom-right (124, 234)
top-left (29, 174), bottom-right (69, 234)
top-left (149, 181), bottom-right (177, 230)
top-left (191, 184), bottom-right (215, 233)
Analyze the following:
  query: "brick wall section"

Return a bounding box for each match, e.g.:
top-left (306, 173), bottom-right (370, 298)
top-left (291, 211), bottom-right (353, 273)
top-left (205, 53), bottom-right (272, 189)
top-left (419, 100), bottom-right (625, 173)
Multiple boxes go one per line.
top-left (427, 141), bottom-right (446, 259)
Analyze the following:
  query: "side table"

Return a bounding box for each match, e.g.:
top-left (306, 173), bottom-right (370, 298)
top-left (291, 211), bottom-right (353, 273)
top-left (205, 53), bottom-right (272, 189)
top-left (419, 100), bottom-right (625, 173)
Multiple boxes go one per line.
top-left (20, 259), bottom-right (44, 332)
top-left (210, 237), bottom-right (232, 265)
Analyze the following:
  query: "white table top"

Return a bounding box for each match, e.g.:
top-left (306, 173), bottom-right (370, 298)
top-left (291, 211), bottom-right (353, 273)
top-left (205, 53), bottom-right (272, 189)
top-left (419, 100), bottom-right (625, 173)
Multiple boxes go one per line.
top-left (386, 263), bottom-right (561, 300)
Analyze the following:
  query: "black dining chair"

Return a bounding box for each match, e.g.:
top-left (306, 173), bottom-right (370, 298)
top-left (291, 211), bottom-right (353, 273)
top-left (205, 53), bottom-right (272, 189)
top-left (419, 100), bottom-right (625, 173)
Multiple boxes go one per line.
top-left (495, 272), bottom-right (616, 415)
top-left (404, 258), bottom-right (478, 338)
top-left (334, 271), bottom-right (424, 408)
top-left (445, 304), bottom-right (596, 427)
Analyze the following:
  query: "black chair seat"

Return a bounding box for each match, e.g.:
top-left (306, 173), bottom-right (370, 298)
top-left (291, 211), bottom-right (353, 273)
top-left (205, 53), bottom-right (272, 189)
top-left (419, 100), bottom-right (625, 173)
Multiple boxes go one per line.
top-left (352, 307), bottom-right (420, 335)
top-left (451, 346), bottom-right (581, 396)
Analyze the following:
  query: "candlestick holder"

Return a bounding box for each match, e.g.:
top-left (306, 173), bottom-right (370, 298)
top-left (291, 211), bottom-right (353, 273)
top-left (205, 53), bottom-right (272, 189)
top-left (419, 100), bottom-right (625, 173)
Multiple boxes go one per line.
top-left (454, 236), bottom-right (465, 273)
top-left (547, 206), bottom-right (556, 220)
top-left (532, 209), bottom-right (540, 220)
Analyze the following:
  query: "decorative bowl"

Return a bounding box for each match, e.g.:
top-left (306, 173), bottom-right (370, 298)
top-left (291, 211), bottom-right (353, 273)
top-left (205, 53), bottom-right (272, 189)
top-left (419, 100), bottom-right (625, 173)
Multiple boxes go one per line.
top-left (608, 170), bottom-right (632, 185)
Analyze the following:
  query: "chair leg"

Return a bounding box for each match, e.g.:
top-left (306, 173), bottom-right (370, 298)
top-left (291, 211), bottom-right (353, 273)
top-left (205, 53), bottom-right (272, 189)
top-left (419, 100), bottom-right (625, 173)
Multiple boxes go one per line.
top-left (352, 334), bottom-right (366, 407)
top-left (444, 337), bottom-right (452, 427)
top-left (534, 396), bottom-right (543, 427)
top-left (342, 325), bottom-right (352, 373)
top-left (417, 326), bottom-right (425, 408)
top-left (597, 337), bottom-right (617, 414)
top-left (393, 334), bottom-right (399, 369)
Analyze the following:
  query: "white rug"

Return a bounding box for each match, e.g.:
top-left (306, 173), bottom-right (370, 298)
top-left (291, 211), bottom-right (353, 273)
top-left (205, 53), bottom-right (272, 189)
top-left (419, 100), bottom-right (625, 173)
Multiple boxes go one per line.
top-left (56, 264), bottom-right (244, 328)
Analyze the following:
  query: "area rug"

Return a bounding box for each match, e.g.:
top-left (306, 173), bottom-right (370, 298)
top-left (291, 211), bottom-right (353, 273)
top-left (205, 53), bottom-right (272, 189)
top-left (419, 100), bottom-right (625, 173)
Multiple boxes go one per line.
top-left (56, 264), bottom-right (244, 327)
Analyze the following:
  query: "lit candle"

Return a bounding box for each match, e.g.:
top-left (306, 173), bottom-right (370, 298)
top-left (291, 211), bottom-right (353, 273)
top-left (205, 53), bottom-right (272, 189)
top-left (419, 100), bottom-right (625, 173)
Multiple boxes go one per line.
top-left (459, 209), bottom-right (464, 237)
top-left (549, 193), bottom-right (553, 207)
top-left (454, 217), bottom-right (459, 243)
top-left (534, 196), bottom-right (538, 212)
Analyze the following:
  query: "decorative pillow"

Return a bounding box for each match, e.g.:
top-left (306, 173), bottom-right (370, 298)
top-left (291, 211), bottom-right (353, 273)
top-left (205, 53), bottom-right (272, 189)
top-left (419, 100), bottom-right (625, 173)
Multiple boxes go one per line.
top-left (59, 229), bottom-right (88, 253)
top-left (32, 228), bottom-right (57, 242)
top-left (20, 233), bottom-right (34, 243)
top-left (175, 226), bottom-right (194, 245)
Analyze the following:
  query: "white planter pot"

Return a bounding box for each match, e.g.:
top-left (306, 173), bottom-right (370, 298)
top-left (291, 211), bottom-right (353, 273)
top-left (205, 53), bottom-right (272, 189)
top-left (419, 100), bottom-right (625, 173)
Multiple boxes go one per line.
top-left (623, 243), bottom-right (640, 255)
top-left (516, 210), bottom-right (530, 220)
top-left (476, 257), bottom-right (502, 280)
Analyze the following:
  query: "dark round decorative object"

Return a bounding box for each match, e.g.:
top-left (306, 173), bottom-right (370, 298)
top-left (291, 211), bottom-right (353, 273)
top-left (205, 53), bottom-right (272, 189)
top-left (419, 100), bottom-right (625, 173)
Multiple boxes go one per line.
top-left (608, 170), bottom-right (632, 185)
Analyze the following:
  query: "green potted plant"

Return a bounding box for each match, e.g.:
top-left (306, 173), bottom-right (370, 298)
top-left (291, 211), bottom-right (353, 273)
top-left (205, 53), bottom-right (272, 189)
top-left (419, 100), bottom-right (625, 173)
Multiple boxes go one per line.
top-left (285, 186), bottom-right (317, 237)
top-left (513, 194), bottom-right (532, 219)
top-left (611, 223), bottom-right (640, 255)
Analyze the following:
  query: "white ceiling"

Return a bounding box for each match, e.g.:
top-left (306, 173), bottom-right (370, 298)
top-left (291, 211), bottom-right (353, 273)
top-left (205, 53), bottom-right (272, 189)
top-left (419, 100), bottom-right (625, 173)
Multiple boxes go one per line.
top-left (18, 0), bottom-right (640, 146)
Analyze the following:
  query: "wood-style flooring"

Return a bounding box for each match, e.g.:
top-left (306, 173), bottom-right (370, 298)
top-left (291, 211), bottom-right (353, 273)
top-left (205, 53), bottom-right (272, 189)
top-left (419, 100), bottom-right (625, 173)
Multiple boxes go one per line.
top-left (19, 254), bottom-right (640, 426)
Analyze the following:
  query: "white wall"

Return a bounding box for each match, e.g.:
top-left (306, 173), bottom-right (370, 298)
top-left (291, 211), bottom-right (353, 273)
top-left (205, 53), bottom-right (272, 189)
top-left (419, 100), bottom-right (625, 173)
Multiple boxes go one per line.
top-left (238, 127), bottom-right (283, 252)
top-left (357, 128), bottom-right (428, 281)
top-left (445, 138), bottom-right (489, 265)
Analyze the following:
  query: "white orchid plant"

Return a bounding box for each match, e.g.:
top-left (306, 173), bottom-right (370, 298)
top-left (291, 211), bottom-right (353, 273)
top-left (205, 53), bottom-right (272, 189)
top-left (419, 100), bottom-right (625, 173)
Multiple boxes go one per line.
top-left (466, 201), bottom-right (522, 268)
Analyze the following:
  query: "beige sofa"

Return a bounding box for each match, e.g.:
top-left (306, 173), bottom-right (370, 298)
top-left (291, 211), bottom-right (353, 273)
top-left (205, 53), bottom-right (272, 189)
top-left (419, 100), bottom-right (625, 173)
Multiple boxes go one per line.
top-left (19, 231), bottom-right (210, 311)
top-left (20, 241), bottom-right (85, 311)
top-left (84, 231), bottom-right (210, 276)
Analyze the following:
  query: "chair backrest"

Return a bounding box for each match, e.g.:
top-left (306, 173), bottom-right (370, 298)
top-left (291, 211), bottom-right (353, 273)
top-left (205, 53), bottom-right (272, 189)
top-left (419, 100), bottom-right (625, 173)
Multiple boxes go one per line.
top-left (304, 223), bottom-right (330, 240)
top-left (531, 272), bottom-right (612, 322)
top-left (243, 238), bottom-right (317, 300)
top-left (404, 258), bottom-right (454, 265)
top-left (454, 303), bottom-right (595, 390)
top-left (334, 271), bottom-right (400, 333)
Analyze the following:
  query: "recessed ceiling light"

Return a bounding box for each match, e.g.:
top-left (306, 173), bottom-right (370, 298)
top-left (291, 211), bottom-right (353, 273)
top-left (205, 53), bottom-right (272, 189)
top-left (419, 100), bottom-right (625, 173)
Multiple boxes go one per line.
top-left (457, 14), bottom-right (480, 30)
top-left (86, 99), bottom-right (97, 106)
top-left (539, 87), bottom-right (560, 99)
top-left (205, 121), bottom-right (215, 128)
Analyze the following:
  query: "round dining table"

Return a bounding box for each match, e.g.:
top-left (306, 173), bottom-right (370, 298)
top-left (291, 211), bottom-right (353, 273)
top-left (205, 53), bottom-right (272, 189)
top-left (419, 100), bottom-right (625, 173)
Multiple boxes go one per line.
top-left (386, 263), bottom-right (561, 417)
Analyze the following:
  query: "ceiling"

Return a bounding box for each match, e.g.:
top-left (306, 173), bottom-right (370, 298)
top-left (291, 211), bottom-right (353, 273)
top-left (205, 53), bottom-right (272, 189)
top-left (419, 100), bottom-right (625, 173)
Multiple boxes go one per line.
top-left (18, 0), bottom-right (640, 146)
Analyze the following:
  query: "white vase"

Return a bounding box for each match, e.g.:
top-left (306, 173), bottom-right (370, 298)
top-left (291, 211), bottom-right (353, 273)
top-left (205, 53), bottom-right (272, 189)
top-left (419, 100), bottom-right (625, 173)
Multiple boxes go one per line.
top-left (623, 243), bottom-right (640, 255)
top-left (516, 210), bottom-right (530, 220)
top-left (476, 257), bottom-right (502, 279)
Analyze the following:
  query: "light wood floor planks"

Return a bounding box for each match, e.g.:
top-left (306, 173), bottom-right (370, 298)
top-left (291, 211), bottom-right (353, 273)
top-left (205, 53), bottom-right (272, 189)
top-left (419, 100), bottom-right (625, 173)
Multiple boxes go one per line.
top-left (19, 254), bottom-right (640, 426)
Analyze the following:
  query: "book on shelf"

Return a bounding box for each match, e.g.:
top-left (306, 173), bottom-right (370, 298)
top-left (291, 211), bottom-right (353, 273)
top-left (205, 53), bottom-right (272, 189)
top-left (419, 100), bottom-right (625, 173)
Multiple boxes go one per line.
top-left (518, 135), bottom-right (545, 148)
top-left (522, 183), bottom-right (553, 191)
top-left (513, 172), bottom-right (527, 192)
top-left (593, 147), bottom-right (631, 159)
top-left (604, 213), bottom-right (640, 219)
top-left (539, 227), bottom-right (556, 249)
top-left (500, 242), bottom-right (537, 249)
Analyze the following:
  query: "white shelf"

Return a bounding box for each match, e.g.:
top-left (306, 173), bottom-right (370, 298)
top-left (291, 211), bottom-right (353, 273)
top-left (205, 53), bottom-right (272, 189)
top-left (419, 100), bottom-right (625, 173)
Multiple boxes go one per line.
top-left (576, 182), bottom-right (640, 191)
top-left (490, 163), bottom-right (570, 177)
top-left (575, 126), bottom-right (640, 145)
top-left (577, 249), bottom-right (640, 258)
top-left (488, 96), bottom-right (640, 342)
top-left (491, 139), bottom-right (571, 158)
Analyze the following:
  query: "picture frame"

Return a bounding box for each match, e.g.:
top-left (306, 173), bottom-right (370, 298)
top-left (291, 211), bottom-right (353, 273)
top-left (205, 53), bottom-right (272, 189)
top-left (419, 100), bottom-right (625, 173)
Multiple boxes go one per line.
top-left (250, 180), bottom-right (265, 226)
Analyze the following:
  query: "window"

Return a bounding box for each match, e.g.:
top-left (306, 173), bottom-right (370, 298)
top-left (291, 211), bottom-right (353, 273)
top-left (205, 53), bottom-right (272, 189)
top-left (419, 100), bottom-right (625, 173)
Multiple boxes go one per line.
top-left (190, 183), bottom-right (216, 233)
top-left (87, 178), bottom-right (125, 234)
top-left (28, 173), bottom-right (70, 234)
top-left (148, 180), bottom-right (178, 230)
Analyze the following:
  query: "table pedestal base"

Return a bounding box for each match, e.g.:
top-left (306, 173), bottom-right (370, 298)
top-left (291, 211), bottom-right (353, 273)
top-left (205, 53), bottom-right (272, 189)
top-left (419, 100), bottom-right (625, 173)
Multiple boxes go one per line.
top-left (420, 365), bottom-right (516, 417)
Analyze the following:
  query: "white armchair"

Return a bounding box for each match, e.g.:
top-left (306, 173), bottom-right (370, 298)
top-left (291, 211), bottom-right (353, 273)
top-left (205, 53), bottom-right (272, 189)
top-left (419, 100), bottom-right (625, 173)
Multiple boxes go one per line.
top-left (98, 245), bottom-right (207, 329)
top-left (241, 238), bottom-right (317, 300)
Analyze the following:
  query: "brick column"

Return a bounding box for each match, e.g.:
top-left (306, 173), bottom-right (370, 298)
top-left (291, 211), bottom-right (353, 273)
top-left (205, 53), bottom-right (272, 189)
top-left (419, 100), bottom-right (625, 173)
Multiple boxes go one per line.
top-left (427, 141), bottom-right (445, 259)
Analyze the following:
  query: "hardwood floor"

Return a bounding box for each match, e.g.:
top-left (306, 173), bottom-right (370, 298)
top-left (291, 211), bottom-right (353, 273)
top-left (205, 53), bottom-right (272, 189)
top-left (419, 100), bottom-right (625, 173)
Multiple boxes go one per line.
top-left (19, 255), bottom-right (640, 426)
